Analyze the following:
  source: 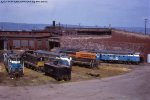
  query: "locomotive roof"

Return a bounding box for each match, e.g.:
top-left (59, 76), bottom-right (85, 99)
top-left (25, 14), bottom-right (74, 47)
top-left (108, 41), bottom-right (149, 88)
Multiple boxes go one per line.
top-left (6, 53), bottom-right (21, 58)
top-left (59, 48), bottom-right (139, 55)
top-left (94, 50), bottom-right (138, 55)
top-left (34, 50), bottom-right (61, 57)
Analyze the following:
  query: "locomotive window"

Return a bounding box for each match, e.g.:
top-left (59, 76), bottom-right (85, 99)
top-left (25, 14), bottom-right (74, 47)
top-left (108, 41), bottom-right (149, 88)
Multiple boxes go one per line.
top-left (37, 57), bottom-right (44, 61)
top-left (16, 58), bottom-right (21, 61)
top-left (58, 60), bottom-right (69, 66)
top-left (53, 60), bottom-right (58, 65)
top-left (11, 57), bottom-right (20, 61)
top-left (11, 58), bottom-right (16, 61)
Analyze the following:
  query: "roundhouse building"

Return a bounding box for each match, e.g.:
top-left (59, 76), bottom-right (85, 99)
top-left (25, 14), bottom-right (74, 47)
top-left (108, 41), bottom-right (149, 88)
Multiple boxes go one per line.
top-left (0, 31), bottom-right (51, 50)
top-left (1, 26), bottom-right (150, 62)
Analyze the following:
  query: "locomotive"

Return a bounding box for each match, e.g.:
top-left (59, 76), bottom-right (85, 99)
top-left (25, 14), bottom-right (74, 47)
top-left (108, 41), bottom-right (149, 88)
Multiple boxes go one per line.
top-left (60, 49), bottom-right (99, 68)
top-left (22, 50), bottom-right (72, 81)
top-left (60, 49), bottom-right (142, 65)
top-left (3, 51), bottom-right (24, 78)
top-left (22, 50), bottom-right (45, 71)
top-left (44, 57), bottom-right (72, 81)
top-left (96, 52), bottom-right (141, 64)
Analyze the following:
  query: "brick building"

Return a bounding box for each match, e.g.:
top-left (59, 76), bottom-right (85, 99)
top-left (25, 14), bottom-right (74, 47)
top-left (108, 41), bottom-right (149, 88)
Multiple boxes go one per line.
top-left (0, 31), bottom-right (51, 50)
top-left (60, 29), bottom-right (150, 62)
top-left (1, 25), bottom-right (150, 62)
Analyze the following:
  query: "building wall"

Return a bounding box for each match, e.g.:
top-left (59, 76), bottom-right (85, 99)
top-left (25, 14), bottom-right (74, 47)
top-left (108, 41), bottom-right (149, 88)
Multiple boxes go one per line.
top-left (60, 30), bottom-right (150, 62)
top-left (110, 30), bottom-right (150, 61)
top-left (6, 38), bottom-right (49, 50)
top-left (0, 31), bottom-right (51, 50)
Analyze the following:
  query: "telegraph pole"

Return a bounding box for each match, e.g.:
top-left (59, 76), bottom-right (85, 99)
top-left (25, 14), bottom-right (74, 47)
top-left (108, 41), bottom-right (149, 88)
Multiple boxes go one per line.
top-left (144, 18), bottom-right (148, 35)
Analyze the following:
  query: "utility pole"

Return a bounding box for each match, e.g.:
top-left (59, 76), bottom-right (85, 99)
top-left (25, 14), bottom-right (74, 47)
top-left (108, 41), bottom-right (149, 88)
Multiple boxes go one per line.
top-left (78, 23), bottom-right (81, 29)
top-left (109, 24), bottom-right (111, 29)
top-left (1, 24), bottom-right (4, 31)
top-left (144, 18), bottom-right (148, 35)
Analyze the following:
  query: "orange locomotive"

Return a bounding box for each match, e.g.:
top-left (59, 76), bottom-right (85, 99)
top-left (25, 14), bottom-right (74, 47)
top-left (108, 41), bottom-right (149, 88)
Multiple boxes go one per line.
top-left (69, 51), bottom-right (99, 68)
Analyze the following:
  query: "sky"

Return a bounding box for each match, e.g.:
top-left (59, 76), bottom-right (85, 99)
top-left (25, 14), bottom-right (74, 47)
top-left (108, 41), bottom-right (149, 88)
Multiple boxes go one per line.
top-left (0, 0), bottom-right (149, 27)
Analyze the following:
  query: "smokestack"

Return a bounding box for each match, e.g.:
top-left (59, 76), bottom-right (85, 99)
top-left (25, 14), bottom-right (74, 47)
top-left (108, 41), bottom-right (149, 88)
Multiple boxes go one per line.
top-left (53, 21), bottom-right (56, 28)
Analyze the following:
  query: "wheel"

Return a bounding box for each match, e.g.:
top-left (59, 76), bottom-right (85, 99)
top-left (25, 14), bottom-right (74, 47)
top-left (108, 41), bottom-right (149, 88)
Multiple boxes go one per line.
top-left (5, 67), bottom-right (8, 72)
top-left (9, 72), bottom-right (15, 79)
top-left (94, 62), bottom-right (98, 68)
top-left (45, 72), bottom-right (48, 76)
top-left (68, 75), bottom-right (71, 80)
top-left (26, 63), bottom-right (29, 68)
top-left (36, 67), bottom-right (40, 72)
top-left (91, 60), bottom-right (98, 68)
top-left (56, 77), bottom-right (62, 81)
top-left (90, 60), bottom-right (94, 68)
top-left (64, 77), bottom-right (68, 81)
top-left (64, 76), bottom-right (71, 81)
top-left (20, 70), bottom-right (24, 76)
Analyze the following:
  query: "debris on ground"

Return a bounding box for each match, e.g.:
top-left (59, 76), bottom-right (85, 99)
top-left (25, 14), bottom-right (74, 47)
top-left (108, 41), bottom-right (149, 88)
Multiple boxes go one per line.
top-left (86, 73), bottom-right (100, 77)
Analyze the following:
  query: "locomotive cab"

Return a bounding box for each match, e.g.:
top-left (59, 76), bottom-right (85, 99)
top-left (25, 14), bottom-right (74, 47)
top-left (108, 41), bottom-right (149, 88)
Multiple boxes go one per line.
top-left (55, 55), bottom-right (72, 67)
top-left (9, 56), bottom-right (21, 68)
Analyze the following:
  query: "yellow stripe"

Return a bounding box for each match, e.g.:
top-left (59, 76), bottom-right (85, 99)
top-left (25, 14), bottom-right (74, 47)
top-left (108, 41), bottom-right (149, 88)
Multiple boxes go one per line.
top-left (37, 61), bottom-right (44, 67)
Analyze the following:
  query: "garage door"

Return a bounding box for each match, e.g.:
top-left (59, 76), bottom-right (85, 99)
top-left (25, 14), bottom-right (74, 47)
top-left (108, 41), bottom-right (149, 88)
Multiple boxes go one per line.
top-left (13, 40), bottom-right (21, 48)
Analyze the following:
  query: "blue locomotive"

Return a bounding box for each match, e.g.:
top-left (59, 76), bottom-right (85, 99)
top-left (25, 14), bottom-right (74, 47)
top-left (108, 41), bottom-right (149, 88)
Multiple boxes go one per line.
top-left (3, 51), bottom-right (24, 78)
top-left (96, 52), bottom-right (141, 64)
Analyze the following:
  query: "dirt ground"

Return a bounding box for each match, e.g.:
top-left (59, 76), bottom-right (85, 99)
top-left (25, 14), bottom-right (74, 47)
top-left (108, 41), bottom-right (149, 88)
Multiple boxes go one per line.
top-left (0, 63), bottom-right (149, 100)
top-left (0, 62), bottom-right (131, 86)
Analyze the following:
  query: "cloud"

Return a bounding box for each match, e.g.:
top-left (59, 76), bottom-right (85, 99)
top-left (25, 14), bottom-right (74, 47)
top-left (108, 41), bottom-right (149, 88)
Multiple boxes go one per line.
top-left (0, 0), bottom-right (71, 23)
top-left (0, 0), bottom-right (149, 27)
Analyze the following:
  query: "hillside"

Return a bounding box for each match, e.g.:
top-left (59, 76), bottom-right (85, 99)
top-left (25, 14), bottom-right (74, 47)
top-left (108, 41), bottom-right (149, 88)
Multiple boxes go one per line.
top-left (0, 22), bottom-right (149, 34)
top-left (0, 22), bottom-right (49, 31)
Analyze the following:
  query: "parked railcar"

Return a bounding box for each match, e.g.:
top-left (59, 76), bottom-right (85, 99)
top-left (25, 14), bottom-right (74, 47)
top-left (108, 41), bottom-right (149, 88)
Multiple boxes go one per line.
top-left (60, 49), bottom-right (99, 68)
top-left (22, 50), bottom-right (72, 73)
top-left (33, 50), bottom-right (72, 66)
top-left (3, 51), bottom-right (24, 78)
top-left (60, 49), bottom-right (141, 65)
top-left (34, 50), bottom-right (70, 61)
top-left (44, 59), bottom-right (71, 81)
top-left (22, 51), bottom-right (45, 71)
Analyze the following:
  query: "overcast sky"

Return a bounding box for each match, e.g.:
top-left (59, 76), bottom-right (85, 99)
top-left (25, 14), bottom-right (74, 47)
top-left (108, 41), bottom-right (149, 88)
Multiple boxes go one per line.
top-left (0, 0), bottom-right (149, 27)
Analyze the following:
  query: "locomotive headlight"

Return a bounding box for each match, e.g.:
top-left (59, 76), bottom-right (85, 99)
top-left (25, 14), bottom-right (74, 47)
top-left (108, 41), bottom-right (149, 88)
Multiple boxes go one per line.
top-left (11, 61), bottom-right (20, 64)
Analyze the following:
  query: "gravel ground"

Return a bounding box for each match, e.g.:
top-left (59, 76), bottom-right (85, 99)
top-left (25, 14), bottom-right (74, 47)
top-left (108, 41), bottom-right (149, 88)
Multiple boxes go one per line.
top-left (0, 64), bottom-right (149, 100)
top-left (0, 62), bottom-right (130, 86)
